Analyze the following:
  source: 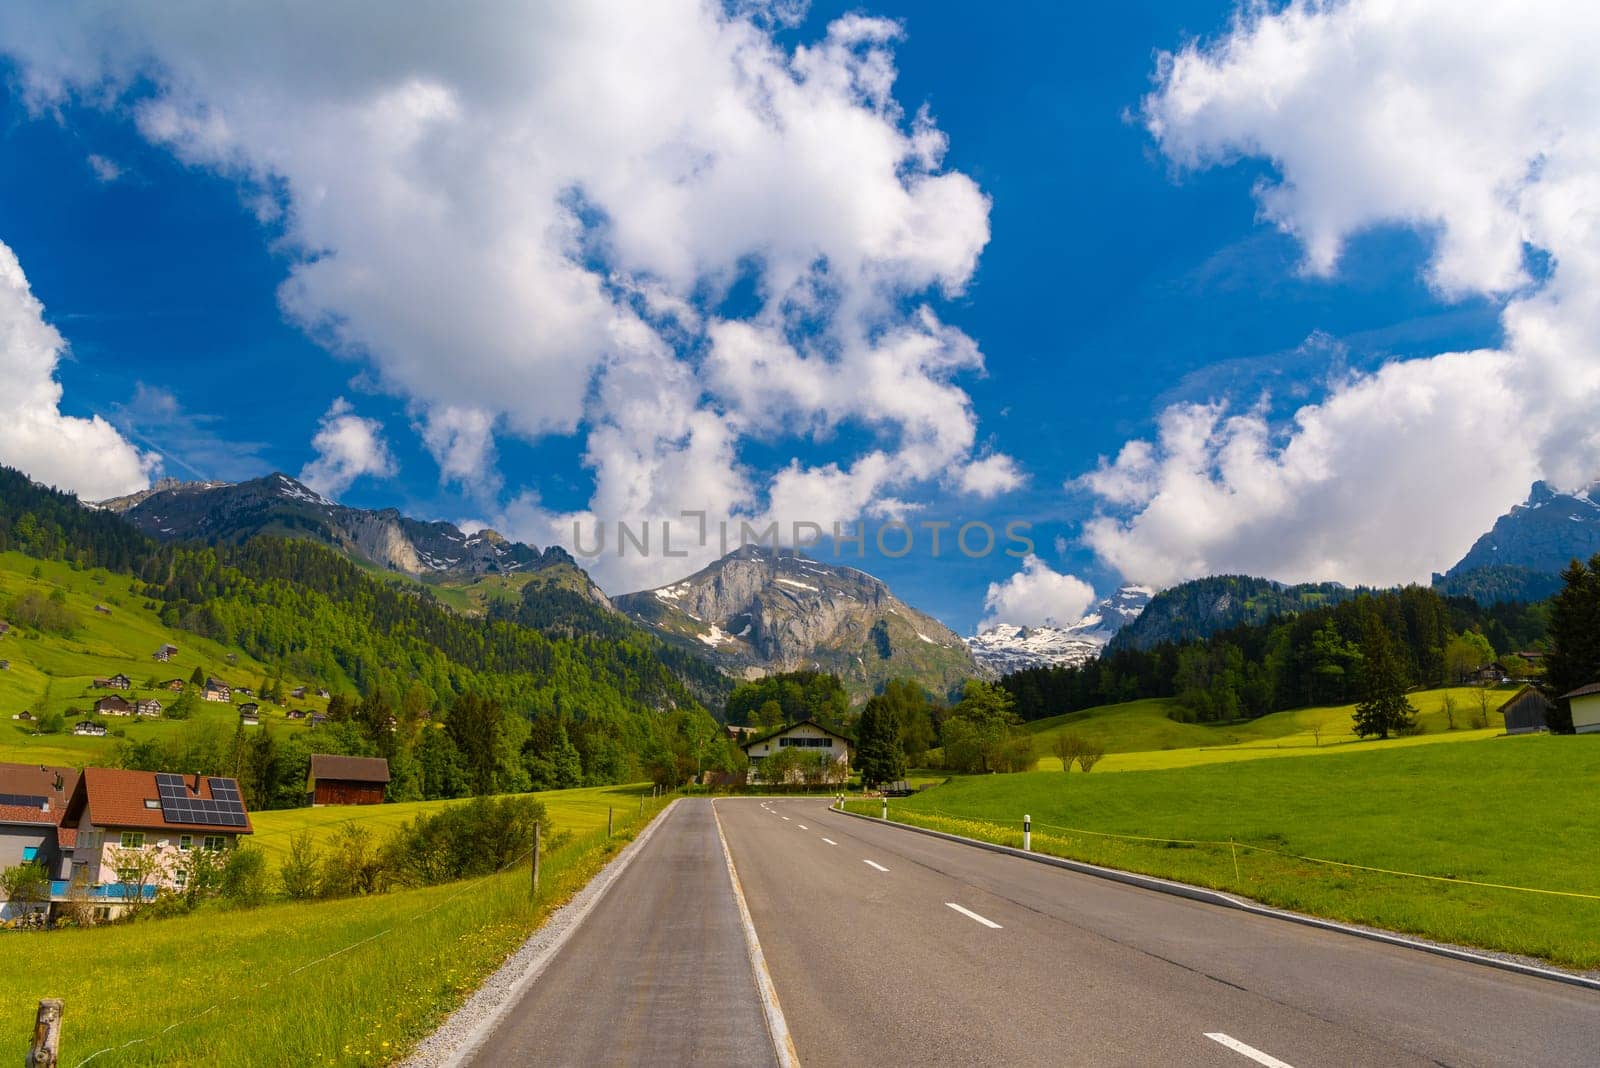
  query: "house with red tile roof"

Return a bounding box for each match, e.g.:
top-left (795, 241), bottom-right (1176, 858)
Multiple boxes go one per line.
top-left (0, 763), bottom-right (80, 921)
top-left (59, 768), bottom-right (253, 916)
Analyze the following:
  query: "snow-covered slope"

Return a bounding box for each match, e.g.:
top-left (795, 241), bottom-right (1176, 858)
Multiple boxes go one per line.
top-left (966, 584), bottom-right (1152, 674)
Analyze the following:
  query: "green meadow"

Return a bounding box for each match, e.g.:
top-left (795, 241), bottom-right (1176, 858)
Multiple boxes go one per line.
top-left (859, 732), bottom-right (1600, 969)
top-left (248, 783), bottom-right (653, 864)
top-left (1023, 688), bottom-right (1514, 772)
top-left (0, 793), bottom-right (673, 1067)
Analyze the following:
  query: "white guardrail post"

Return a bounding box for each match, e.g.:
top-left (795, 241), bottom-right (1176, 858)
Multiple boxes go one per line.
top-left (1023, 813), bottom-right (1031, 852)
top-left (881, 796), bottom-right (888, 820)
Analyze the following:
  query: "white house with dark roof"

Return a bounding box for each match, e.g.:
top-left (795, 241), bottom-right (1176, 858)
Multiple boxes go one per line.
top-left (1559, 682), bottom-right (1600, 733)
top-left (739, 719), bottom-right (853, 784)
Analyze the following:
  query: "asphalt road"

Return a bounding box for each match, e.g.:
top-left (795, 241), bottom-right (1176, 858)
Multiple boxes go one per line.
top-left (465, 800), bottom-right (776, 1067)
top-left (475, 797), bottom-right (1599, 1066)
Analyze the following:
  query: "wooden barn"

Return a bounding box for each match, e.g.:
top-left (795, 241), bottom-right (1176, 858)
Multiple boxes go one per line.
top-left (1499, 686), bottom-right (1553, 734)
top-left (307, 754), bottom-right (390, 806)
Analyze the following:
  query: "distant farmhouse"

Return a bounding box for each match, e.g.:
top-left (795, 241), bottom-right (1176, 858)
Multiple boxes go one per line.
top-left (93, 674), bottom-right (132, 691)
top-left (72, 721), bottom-right (106, 737)
top-left (740, 720), bottom-right (853, 785)
top-left (308, 754), bottom-right (390, 806)
top-left (153, 644), bottom-right (179, 663)
top-left (0, 621), bottom-right (10, 636)
top-left (238, 703), bottom-right (261, 726)
top-left (1559, 682), bottom-right (1600, 734)
top-left (160, 678), bottom-right (186, 692)
top-left (202, 678), bottom-right (231, 702)
top-left (94, 695), bottom-right (133, 717)
top-left (134, 698), bottom-right (163, 718)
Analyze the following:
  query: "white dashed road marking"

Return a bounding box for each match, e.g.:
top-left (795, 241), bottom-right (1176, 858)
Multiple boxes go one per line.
top-left (1204, 1033), bottom-right (1296, 1068)
top-left (821, 838), bottom-right (837, 846)
top-left (945, 903), bottom-right (1002, 929)
top-left (863, 859), bottom-right (889, 872)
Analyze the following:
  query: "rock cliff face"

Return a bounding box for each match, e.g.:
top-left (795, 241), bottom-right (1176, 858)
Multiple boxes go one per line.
top-left (103, 473), bottom-right (579, 583)
top-left (614, 546), bottom-right (981, 699)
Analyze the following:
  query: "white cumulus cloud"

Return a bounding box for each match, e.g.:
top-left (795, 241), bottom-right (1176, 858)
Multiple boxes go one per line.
top-left (979, 554), bottom-right (1097, 631)
top-left (1084, 0), bottom-right (1600, 590)
top-left (298, 398), bottom-right (396, 498)
top-left (0, 1), bottom-right (1008, 592)
top-left (0, 237), bottom-right (156, 499)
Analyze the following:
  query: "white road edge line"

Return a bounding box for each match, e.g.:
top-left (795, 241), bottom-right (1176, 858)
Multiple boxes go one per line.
top-left (1204, 1033), bottom-right (1296, 1068)
top-left (712, 801), bottom-right (801, 1068)
top-left (944, 902), bottom-right (1002, 929)
top-left (863, 859), bottom-right (889, 872)
top-left (821, 838), bottom-right (837, 846)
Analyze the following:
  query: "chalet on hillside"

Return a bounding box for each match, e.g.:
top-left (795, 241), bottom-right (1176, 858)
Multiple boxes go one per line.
top-left (309, 712), bottom-right (329, 728)
top-left (13, 711), bottom-right (32, 722)
top-left (134, 699), bottom-right (163, 718)
top-left (315, 688), bottom-right (330, 699)
top-left (93, 695), bottom-right (133, 717)
top-left (307, 755), bottom-right (390, 806)
top-left (290, 686), bottom-right (307, 700)
top-left (286, 708), bottom-right (306, 720)
top-left (238, 703), bottom-right (261, 726)
top-left (202, 678), bottom-right (231, 703)
top-left (0, 621), bottom-right (10, 636)
top-left (93, 675), bottom-right (131, 691)
top-left (160, 678), bottom-right (186, 692)
top-left (72, 721), bottom-right (105, 737)
top-left (1499, 686), bottom-right (1553, 734)
top-left (725, 724), bottom-right (758, 742)
top-left (153, 644), bottom-right (179, 662)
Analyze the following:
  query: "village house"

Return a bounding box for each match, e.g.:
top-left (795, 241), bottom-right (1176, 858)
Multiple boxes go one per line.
top-left (238, 703), bottom-right (261, 726)
top-left (12, 710), bottom-right (33, 722)
top-left (0, 763), bottom-right (80, 922)
top-left (316, 688), bottom-right (330, 699)
top-left (72, 721), bottom-right (105, 737)
top-left (309, 712), bottom-right (329, 727)
top-left (152, 644), bottom-right (179, 663)
top-left (161, 678), bottom-right (186, 692)
top-left (1559, 682), bottom-right (1600, 734)
top-left (94, 695), bottom-right (133, 717)
top-left (286, 708), bottom-right (307, 720)
top-left (93, 674), bottom-right (132, 691)
top-left (92, 604), bottom-right (111, 615)
top-left (307, 754), bottom-right (390, 806)
top-left (134, 698), bottom-right (163, 718)
top-left (740, 720), bottom-right (854, 785)
top-left (725, 724), bottom-right (758, 743)
top-left (0, 621), bottom-right (10, 636)
top-left (58, 767), bottom-right (253, 919)
top-left (202, 678), bottom-right (231, 702)
top-left (290, 686), bottom-right (307, 700)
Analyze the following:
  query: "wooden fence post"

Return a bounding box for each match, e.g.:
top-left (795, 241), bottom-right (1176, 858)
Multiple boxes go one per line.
top-left (608, 806), bottom-right (614, 838)
top-left (29, 998), bottom-right (63, 1068)
top-left (531, 822), bottom-right (541, 899)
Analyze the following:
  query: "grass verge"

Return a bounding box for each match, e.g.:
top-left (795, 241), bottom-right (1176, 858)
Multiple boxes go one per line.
top-left (1, 794), bottom-right (673, 1067)
top-left (848, 734), bottom-right (1600, 970)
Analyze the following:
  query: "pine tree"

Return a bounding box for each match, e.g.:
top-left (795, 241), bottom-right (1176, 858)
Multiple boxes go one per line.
top-left (855, 696), bottom-right (906, 788)
top-left (1352, 617), bottom-right (1415, 740)
top-left (1543, 555), bottom-right (1600, 732)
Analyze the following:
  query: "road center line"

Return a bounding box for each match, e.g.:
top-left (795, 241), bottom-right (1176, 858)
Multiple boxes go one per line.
top-left (821, 838), bottom-right (837, 845)
top-left (796, 824), bottom-right (808, 830)
top-left (781, 816), bottom-right (790, 821)
top-left (1204, 1033), bottom-right (1296, 1068)
top-left (863, 859), bottom-right (889, 872)
top-left (944, 902), bottom-right (1002, 929)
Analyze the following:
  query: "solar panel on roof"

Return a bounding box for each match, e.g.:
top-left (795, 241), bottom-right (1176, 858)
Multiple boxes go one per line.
top-left (152, 773), bottom-right (247, 827)
top-left (0, 792), bottom-right (48, 808)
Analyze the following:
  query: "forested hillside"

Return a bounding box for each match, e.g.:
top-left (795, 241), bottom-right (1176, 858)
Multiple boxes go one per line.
top-left (1004, 586), bottom-right (1547, 724)
top-left (0, 467), bottom-right (741, 805)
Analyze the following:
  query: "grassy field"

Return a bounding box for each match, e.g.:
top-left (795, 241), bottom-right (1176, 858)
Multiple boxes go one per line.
top-left (0, 791), bottom-right (674, 1066)
top-left (0, 551), bottom-right (335, 767)
top-left (1023, 688), bottom-right (1514, 772)
top-left (854, 733), bottom-right (1600, 969)
top-left (248, 783), bottom-right (653, 864)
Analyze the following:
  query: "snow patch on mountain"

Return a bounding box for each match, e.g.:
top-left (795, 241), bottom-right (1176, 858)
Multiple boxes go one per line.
top-left (965, 584), bottom-right (1152, 674)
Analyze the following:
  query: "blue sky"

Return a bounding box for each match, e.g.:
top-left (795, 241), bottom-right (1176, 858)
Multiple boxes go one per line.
top-left (0, 1), bottom-right (1575, 634)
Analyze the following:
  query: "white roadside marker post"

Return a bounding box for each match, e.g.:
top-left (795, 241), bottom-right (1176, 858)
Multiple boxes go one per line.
top-left (1024, 813), bottom-right (1031, 852)
top-left (881, 796), bottom-right (888, 820)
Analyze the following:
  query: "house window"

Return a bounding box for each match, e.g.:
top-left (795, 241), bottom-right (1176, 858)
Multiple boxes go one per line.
top-left (174, 869), bottom-right (188, 887)
top-left (22, 846), bottom-right (38, 862)
top-left (117, 867), bottom-right (140, 883)
top-left (179, 835), bottom-right (193, 851)
top-left (202, 836), bottom-right (227, 852)
top-left (120, 832), bottom-right (145, 849)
